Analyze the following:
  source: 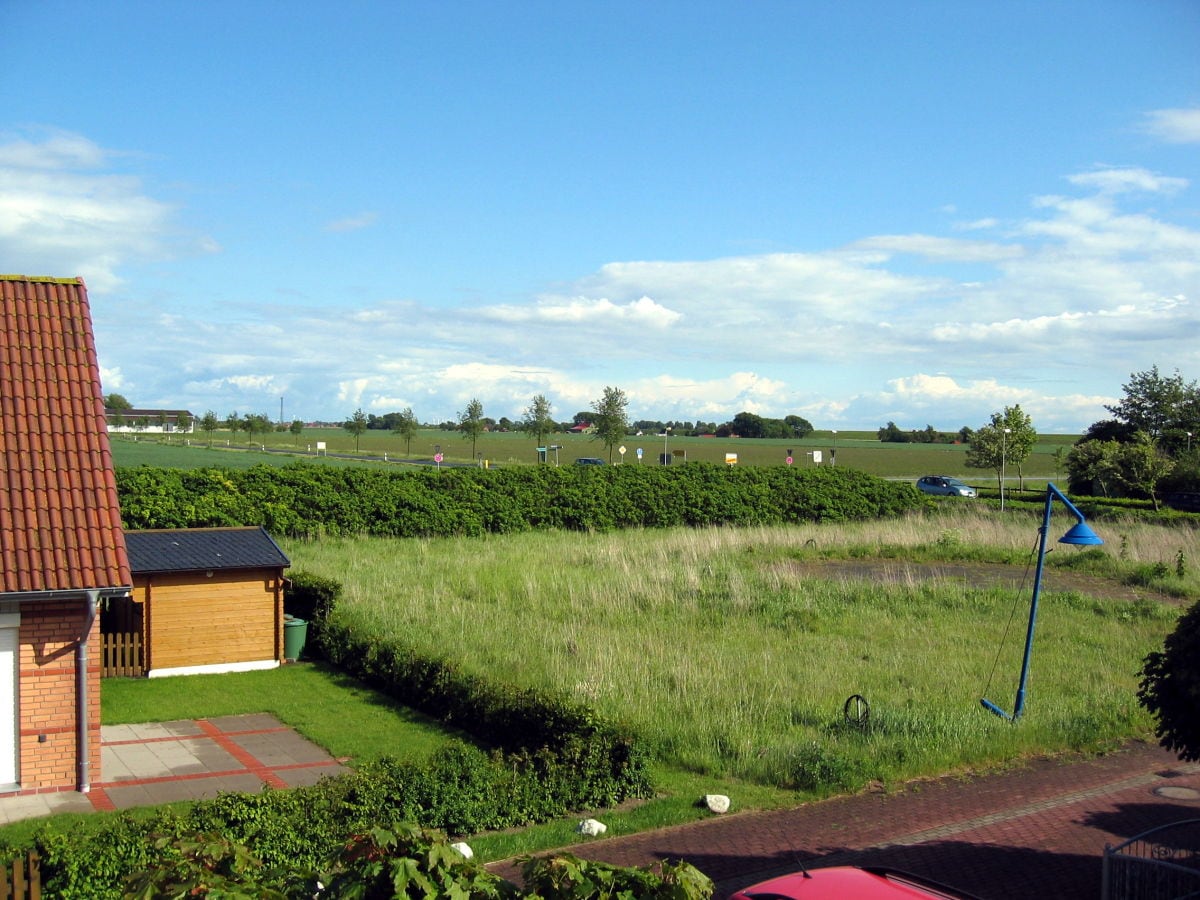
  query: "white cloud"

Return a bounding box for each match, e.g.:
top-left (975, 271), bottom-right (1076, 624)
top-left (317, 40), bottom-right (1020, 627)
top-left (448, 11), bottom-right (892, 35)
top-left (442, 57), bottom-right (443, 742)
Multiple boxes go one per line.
top-left (953, 217), bottom-right (998, 232)
top-left (852, 233), bottom-right (1023, 262)
top-left (1141, 107), bottom-right (1200, 144)
top-left (73, 156), bottom-right (1199, 433)
top-left (1066, 167), bottom-right (1187, 195)
top-left (324, 211), bottom-right (379, 233)
top-left (488, 294), bottom-right (682, 328)
top-left (0, 128), bottom-right (215, 291)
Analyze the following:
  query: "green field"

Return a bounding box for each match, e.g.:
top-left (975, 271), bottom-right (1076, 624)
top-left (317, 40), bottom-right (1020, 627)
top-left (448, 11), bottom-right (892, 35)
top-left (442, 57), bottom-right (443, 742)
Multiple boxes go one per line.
top-left (111, 427), bottom-right (1078, 484)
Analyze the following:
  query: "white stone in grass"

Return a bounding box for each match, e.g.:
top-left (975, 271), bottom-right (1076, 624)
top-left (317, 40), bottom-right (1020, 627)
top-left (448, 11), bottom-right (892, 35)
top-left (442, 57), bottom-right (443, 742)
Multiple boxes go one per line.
top-left (450, 842), bottom-right (473, 859)
top-left (704, 794), bottom-right (731, 814)
top-left (576, 818), bottom-right (607, 836)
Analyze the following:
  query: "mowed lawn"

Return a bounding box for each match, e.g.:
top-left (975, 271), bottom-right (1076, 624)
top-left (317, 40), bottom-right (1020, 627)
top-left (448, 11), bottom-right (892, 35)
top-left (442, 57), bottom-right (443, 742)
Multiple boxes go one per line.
top-left (281, 508), bottom-right (1185, 793)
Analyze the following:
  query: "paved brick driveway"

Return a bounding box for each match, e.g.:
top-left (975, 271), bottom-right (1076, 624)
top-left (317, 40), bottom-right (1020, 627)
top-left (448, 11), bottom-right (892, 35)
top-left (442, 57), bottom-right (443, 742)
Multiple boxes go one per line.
top-left (490, 741), bottom-right (1200, 900)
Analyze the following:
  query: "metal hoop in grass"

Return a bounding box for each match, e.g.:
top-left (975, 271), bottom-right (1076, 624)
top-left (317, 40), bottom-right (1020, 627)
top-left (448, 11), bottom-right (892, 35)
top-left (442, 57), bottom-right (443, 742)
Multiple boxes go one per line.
top-left (843, 694), bottom-right (870, 729)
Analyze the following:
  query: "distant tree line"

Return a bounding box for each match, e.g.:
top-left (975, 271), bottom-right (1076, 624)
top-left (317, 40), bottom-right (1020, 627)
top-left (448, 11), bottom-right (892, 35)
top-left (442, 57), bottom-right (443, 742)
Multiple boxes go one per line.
top-left (877, 422), bottom-right (972, 444)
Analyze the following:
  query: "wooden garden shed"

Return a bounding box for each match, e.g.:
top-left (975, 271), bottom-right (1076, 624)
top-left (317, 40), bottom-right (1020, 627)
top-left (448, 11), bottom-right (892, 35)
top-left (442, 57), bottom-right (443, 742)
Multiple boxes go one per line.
top-left (111, 527), bottom-right (291, 678)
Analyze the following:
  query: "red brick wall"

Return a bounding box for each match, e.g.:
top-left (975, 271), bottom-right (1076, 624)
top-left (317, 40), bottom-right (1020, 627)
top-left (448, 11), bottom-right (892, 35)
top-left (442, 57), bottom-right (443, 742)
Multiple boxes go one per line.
top-left (18, 601), bottom-right (101, 790)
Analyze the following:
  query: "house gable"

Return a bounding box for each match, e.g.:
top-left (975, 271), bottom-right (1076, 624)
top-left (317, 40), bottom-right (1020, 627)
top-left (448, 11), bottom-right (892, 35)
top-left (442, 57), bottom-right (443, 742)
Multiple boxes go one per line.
top-left (0, 276), bottom-right (131, 594)
top-left (0, 274), bottom-right (130, 793)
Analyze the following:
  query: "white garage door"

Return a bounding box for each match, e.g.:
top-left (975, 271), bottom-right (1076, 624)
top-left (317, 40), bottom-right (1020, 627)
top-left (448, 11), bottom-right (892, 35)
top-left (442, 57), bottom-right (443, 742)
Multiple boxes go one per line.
top-left (0, 622), bottom-right (18, 787)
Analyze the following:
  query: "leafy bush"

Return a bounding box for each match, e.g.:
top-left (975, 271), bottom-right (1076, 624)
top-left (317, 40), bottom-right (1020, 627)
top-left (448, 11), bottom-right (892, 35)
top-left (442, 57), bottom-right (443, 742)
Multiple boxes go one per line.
top-left (121, 819), bottom-right (715, 899)
top-left (1139, 599), bottom-right (1200, 761)
top-left (117, 462), bottom-right (923, 538)
top-left (520, 852), bottom-right (713, 900)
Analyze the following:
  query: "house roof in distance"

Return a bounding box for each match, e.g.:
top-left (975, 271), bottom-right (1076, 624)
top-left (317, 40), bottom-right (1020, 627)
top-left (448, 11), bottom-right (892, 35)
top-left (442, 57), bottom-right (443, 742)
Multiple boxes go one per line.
top-left (124, 527), bottom-right (291, 575)
top-left (0, 275), bottom-right (131, 594)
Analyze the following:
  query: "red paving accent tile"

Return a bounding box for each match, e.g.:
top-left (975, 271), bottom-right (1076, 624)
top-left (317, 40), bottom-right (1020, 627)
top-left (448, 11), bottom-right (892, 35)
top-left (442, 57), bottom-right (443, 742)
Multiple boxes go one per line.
top-left (87, 786), bottom-right (116, 812)
top-left (196, 719), bottom-right (289, 790)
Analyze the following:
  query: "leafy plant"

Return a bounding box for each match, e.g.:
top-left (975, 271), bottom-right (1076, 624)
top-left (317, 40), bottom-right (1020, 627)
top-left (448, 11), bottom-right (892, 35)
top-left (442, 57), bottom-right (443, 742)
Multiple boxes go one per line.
top-left (519, 853), bottom-right (713, 900)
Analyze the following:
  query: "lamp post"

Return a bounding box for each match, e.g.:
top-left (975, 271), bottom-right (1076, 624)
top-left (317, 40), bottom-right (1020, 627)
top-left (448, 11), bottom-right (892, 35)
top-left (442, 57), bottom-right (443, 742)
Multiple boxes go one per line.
top-left (982, 482), bottom-right (1103, 720)
top-left (1000, 427), bottom-right (1011, 511)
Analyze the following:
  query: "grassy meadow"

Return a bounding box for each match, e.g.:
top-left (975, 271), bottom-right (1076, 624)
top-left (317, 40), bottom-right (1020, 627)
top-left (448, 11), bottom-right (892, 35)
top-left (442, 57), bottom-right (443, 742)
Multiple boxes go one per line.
top-left (112, 426), bottom-right (1076, 484)
top-left (280, 505), bottom-right (1194, 795)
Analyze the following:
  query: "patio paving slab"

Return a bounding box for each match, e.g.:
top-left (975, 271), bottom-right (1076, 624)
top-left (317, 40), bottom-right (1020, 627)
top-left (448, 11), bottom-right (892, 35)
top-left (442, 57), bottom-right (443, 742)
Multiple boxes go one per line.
top-left (0, 714), bottom-right (349, 824)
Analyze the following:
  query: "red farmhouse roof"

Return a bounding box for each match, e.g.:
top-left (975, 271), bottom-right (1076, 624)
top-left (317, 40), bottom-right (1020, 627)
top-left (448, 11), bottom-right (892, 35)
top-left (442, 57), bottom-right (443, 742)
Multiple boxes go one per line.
top-left (0, 276), bottom-right (131, 594)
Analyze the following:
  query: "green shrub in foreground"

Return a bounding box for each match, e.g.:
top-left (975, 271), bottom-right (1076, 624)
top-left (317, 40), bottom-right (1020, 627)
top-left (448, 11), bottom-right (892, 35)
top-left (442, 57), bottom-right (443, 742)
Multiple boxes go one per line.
top-left (121, 820), bottom-right (715, 900)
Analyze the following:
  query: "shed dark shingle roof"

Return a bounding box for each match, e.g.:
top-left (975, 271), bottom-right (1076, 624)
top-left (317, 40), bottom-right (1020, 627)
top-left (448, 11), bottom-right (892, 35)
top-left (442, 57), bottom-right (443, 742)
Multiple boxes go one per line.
top-left (125, 527), bottom-right (290, 575)
top-left (0, 275), bottom-right (131, 594)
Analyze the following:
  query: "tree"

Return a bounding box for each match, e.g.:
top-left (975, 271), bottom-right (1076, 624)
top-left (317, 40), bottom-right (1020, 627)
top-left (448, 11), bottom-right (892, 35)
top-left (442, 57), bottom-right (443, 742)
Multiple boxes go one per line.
top-left (224, 412), bottom-right (242, 445)
top-left (521, 394), bottom-right (555, 456)
top-left (784, 415), bottom-right (814, 438)
top-left (590, 386), bottom-right (629, 462)
top-left (104, 392), bottom-right (132, 412)
top-left (1106, 365), bottom-right (1198, 441)
top-left (457, 398), bottom-right (485, 460)
top-left (1139, 600), bottom-right (1200, 761)
top-left (243, 413), bottom-right (271, 447)
top-left (344, 408), bottom-right (368, 452)
top-left (391, 407), bottom-right (419, 456)
top-left (1066, 439), bottom-right (1119, 496)
top-left (1113, 432), bottom-right (1175, 510)
top-left (289, 419), bottom-right (304, 439)
top-left (965, 405), bottom-right (1037, 491)
top-left (176, 411), bottom-right (193, 434)
top-left (200, 410), bottom-right (219, 447)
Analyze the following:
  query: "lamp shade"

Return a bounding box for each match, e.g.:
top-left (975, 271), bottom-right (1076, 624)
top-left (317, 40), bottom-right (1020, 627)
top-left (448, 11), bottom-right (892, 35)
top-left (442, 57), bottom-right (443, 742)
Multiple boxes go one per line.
top-left (1059, 521), bottom-right (1103, 546)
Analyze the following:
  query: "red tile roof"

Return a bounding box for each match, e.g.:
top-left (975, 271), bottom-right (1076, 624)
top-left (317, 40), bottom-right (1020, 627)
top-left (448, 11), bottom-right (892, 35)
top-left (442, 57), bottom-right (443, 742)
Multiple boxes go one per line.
top-left (0, 276), bottom-right (131, 594)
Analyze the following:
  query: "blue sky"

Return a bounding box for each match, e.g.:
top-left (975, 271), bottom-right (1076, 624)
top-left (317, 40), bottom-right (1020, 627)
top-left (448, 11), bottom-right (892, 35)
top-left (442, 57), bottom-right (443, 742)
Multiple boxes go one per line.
top-left (2, 1), bottom-right (1199, 432)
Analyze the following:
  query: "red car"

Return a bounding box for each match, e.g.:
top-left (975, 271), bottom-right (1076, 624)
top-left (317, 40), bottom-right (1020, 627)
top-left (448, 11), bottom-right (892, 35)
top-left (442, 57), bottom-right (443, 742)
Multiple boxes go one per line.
top-left (729, 866), bottom-right (980, 900)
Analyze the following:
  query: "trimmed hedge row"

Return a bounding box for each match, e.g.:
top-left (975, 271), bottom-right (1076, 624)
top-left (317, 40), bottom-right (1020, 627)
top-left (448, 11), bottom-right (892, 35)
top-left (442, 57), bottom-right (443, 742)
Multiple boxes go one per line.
top-left (116, 461), bottom-right (923, 537)
top-left (315, 611), bottom-right (653, 810)
top-left (289, 569), bottom-right (651, 808)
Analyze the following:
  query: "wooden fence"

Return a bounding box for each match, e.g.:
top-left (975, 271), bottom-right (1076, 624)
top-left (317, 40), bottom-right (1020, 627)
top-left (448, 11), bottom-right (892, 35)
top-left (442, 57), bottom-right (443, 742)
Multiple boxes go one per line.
top-left (100, 631), bottom-right (144, 677)
top-left (0, 853), bottom-right (39, 900)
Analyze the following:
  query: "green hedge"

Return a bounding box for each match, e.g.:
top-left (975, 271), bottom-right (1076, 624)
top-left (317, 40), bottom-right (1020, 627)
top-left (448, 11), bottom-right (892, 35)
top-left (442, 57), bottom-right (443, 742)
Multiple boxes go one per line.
top-left (317, 617), bottom-right (652, 810)
top-left (13, 738), bottom-right (652, 899)
top-left (117, 462), bottom-right (923, 537)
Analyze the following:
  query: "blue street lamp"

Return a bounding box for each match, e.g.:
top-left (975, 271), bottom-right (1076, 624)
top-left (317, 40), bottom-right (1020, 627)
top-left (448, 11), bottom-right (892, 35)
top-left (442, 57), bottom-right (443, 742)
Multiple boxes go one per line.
top-left (982, 482), bottom-right (1103, 721)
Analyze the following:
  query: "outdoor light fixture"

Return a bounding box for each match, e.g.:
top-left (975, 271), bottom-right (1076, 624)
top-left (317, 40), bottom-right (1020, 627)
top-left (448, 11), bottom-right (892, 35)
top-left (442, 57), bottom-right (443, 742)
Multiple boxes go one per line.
top-left (982, 482), bottom-right (1102, 721)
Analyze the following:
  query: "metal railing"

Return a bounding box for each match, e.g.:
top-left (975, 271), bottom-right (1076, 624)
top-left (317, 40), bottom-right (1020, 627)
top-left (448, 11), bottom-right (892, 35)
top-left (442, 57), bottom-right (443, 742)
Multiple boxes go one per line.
top-left (1102, 818), bottom-right (1200, 900)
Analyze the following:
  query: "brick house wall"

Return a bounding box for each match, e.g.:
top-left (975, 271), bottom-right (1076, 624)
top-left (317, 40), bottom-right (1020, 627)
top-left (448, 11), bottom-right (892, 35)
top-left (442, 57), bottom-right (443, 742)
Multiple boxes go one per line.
top-left (17, 602), bottom-right (101, 790)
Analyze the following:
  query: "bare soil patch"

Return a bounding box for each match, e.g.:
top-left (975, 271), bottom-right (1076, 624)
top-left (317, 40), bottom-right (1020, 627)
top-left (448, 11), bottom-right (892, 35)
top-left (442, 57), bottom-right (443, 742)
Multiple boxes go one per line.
top-left (786, 559), bottom-right (1182, 605)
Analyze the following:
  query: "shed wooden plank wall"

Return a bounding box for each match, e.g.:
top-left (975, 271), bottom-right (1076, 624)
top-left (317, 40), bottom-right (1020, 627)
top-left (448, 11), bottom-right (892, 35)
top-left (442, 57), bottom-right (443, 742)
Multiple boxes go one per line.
top-left (136, 570), bottom-right (283, 671)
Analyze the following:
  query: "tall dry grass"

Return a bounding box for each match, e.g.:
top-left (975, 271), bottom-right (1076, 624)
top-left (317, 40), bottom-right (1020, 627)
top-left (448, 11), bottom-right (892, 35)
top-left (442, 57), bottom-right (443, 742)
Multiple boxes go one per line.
top-left (282, 507), bottom-right (1191, 790)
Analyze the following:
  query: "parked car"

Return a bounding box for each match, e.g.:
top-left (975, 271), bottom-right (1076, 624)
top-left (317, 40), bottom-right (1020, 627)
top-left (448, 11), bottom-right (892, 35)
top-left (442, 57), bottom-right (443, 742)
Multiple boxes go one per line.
top-left (916, 475), bottom-right (976, 498)
top-left (729, 866), bottom-right (980, 900)
top-left (573, 457), bottom-right (606, 466)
